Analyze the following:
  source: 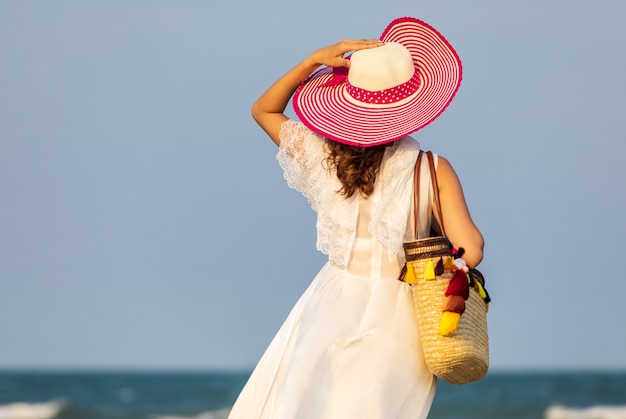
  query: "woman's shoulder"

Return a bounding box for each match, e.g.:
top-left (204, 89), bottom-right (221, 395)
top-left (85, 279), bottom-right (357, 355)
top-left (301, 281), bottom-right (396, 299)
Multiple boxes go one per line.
top-left (416, 151), bottom-right (457, 184)
top-left (432, 155), bottom-right (455, 178)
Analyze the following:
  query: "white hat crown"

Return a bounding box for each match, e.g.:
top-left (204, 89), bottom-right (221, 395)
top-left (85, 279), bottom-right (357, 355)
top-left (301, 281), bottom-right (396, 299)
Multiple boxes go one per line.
top-left (348, 43), bottom-right (415, 92)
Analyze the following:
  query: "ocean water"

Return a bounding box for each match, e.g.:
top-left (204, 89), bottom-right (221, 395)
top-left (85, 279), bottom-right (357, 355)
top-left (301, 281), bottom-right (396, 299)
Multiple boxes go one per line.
top-left (0, 370), bottom-right (625, 419)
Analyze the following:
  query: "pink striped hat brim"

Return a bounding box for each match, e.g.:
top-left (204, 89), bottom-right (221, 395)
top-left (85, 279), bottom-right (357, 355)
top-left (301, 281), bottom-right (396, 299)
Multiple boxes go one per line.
top-left (293, 17), bottom-right (462, 147)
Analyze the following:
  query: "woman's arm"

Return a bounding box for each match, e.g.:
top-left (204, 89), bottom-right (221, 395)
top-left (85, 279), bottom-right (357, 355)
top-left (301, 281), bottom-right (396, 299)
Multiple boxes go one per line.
top-left (251, 39), bottom-right (383, 146)
top-left (436, 156), bottom-right (484, 268)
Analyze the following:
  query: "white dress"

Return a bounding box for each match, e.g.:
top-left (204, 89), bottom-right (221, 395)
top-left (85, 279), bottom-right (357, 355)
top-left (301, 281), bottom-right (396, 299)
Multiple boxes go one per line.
top-left (228, 120), bottom-right (437, 419)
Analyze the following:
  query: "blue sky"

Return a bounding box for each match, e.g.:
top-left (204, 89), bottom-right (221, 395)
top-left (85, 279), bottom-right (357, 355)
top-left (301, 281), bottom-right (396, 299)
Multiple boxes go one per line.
top-left (1, 1), bottom-right (625, 371)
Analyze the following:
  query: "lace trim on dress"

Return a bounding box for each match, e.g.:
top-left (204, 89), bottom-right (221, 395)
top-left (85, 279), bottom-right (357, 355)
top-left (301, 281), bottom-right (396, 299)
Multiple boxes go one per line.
top-left (368, 136), bottom-right (421, 263)
top-left (277, 120), bottom-right (358, 267)
top-left (277, 120), bottom-right (420, 267)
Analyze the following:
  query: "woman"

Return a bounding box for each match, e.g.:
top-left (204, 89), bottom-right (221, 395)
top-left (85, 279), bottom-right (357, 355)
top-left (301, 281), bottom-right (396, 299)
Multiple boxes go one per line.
top-left (229, 17), bottom-right (483, 419)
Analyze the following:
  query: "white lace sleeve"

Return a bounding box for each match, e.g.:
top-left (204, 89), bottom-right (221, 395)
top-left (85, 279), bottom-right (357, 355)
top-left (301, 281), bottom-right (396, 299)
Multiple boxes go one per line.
top-left (276, 120), bottom-right (358, 266)
top-left (276, 120), bottom-right (329, 210)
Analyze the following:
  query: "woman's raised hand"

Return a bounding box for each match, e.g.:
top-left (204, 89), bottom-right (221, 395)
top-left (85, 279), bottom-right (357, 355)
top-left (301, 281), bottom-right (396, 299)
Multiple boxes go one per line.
top-left (252, 39), bottom-right (383, 146)
top-left (308, 39), bottom-right (384, 69)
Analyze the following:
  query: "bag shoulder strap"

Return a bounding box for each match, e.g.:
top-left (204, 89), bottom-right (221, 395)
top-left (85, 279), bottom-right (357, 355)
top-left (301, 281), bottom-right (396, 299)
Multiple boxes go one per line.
top-left (412, 151), bottom-right (423, 239)
top-left (413, 151), bottom-right (445, 239)
top-left (426, 151), bottom-right (445, 235)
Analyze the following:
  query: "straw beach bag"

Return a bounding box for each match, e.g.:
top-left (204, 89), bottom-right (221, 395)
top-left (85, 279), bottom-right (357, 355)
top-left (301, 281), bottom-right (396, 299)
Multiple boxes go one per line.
top-left (401, 151), bottom-right (490, 385)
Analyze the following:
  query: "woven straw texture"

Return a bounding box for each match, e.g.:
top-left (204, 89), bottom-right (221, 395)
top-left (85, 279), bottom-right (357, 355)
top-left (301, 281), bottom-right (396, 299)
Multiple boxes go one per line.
top-left (405, 238), bottom-right (489, 385)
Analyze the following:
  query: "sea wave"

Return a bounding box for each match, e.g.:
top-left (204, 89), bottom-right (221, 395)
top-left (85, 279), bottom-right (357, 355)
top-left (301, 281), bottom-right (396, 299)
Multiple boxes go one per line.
top-left (152, 408), bottom-right (230, 419)
top-left (0, 401), bottom-right (64, 419)
top-left (545, 405), bottom-right (626, 419)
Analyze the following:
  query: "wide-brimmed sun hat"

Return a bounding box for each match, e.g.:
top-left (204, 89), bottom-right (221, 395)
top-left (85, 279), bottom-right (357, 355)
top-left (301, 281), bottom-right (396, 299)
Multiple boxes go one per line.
top-left (293, 17), bottom-right (462, 147)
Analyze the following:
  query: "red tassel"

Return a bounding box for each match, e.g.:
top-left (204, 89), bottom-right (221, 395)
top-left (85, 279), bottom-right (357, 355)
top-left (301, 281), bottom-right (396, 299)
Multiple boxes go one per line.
top-left (445, 271), bottom-right (470, 299)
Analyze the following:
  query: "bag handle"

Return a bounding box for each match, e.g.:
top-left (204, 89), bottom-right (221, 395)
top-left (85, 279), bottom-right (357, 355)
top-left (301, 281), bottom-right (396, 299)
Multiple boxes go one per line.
top-left (427, 151), bottom-right (445, 235)
top-left (413, 151), bottom-right (445, 239)
top-left (412, 151), bottom-right (423, 239)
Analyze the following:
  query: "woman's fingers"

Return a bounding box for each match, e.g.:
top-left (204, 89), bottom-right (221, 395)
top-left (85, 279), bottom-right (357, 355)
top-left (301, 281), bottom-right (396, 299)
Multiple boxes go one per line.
top-left (314, 39), bottom-right (384, 67)
top-left (336, 39), bottom-right (384, 56)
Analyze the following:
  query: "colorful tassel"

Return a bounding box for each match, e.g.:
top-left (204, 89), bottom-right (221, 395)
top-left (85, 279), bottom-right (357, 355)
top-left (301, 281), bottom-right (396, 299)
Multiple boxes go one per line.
top-left (442, 295), bottom-right (466, 314)
top-left (470, 269), bottom-right (491, 305)
top-left (451, 247), bottom-right (459, 258)
top-left (482, 288), bottom-right (491, 305)
top-left (435, 257), bottom-right (444, 275)
top-left (457, 247), bottom-right (465, 258)
top-left (445, 271), bottom-right (470, 299)
top-left (454, 257), bottom-right (469, 273)
top-left (404, 262), bottom-right (417, 284)
top-left (398, 264), bottom-right (407, 282)
top-left (437, 245), bottom-right (493, 335)
top-left (475, 280), bottom-right (487, 300)
top-left (424, 260), bottom-right (436, 280)
top-left (439, 311), bottom-right (461, 336)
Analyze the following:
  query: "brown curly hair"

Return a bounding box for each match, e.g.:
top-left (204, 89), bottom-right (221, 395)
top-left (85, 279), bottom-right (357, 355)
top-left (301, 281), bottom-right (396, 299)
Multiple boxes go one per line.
top-left (324, 140), bottom-right (390, 198)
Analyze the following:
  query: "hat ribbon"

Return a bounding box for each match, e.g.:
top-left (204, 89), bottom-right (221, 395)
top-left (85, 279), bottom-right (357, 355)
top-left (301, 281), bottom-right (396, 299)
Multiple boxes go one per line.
top-left (318, 65), bottom-right (349, 87)
top-left (319, 66), bottom-right (420, 105)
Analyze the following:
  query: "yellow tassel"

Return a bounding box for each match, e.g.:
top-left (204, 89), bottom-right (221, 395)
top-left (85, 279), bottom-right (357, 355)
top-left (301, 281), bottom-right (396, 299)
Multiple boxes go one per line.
top-left (475, 280), bottom-right (487, 300)
top-left (404, 262), bottom-right (417, 284)
top-left (439, 311), bottom-right (461, 336)
top-left (424, 260), bottom-right (436, 280)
